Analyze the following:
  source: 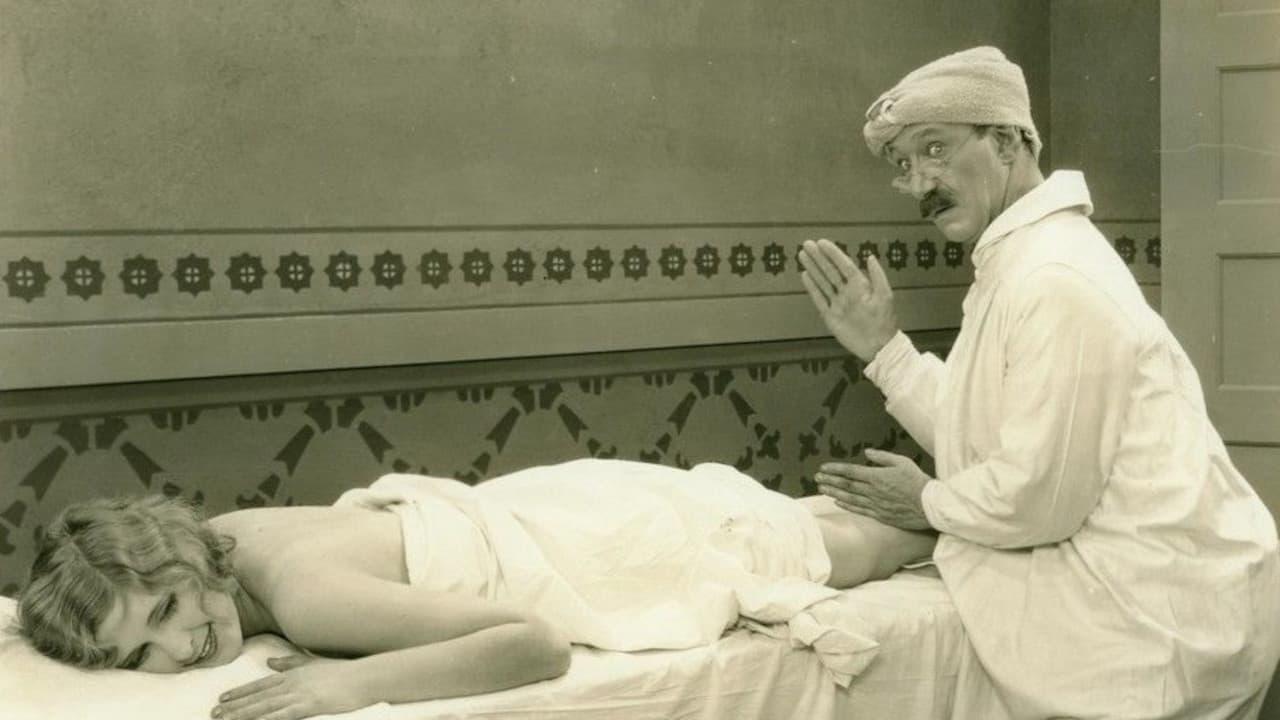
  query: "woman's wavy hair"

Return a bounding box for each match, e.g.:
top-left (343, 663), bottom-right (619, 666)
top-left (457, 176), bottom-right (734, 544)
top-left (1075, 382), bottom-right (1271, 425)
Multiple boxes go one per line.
top-left (14, 495), bottom-right (236, 668)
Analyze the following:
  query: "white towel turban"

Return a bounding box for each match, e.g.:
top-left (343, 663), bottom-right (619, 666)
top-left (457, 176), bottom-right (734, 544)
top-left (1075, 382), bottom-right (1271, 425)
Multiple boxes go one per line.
top-left (862, 46), bottom-right (1042, 159)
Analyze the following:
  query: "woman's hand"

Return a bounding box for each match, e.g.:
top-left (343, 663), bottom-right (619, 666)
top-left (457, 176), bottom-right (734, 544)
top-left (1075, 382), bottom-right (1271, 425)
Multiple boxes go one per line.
top-left (799, 239), bottom-right (899, 363)
top-left (211, 654), bottom-right (369, 720)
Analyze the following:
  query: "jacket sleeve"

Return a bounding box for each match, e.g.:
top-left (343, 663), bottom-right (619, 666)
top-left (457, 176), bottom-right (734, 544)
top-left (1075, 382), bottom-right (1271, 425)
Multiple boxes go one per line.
top-left (863, 330), bottom-right (948, 456)
top-left (920, 264), bottom-right (1140, 549)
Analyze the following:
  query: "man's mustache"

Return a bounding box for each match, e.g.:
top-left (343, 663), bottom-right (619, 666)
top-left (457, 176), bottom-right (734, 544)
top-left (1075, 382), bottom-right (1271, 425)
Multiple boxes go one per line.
top-left (920, 191), bottom-right (955, 219)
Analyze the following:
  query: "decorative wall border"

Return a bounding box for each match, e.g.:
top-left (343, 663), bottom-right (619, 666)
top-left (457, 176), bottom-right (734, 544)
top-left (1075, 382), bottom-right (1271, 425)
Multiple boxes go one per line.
top-left (0, 222), bottom-right (1158, 389)
top-left (0, 224), bottom-right (1159, 322)
top-left (1, 226), bottom-right (978, 325)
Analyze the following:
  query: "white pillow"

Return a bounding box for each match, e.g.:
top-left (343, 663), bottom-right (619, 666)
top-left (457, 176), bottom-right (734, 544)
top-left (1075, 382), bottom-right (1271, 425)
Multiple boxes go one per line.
top-left (0, 594), bottom-right (308, 720)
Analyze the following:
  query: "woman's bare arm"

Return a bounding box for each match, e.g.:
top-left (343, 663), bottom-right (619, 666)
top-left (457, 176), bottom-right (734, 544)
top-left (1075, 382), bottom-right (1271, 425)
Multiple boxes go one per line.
top-left (213, 569), bottom-right (570, 719)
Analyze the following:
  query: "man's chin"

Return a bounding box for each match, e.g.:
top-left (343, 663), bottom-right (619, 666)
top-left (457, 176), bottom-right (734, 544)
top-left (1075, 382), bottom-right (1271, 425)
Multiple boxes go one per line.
top-left (933, 213), bottom-right (979, 245)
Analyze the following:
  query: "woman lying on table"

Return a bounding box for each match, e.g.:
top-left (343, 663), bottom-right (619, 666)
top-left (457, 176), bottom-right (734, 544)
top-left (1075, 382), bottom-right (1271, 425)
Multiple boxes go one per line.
top-left (16, 457), bottom-right (935, 720)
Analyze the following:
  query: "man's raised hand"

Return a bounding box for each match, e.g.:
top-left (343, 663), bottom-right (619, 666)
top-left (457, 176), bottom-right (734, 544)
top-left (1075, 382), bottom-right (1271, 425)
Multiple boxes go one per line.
top-left (799, 239), bottom-right (898, 363)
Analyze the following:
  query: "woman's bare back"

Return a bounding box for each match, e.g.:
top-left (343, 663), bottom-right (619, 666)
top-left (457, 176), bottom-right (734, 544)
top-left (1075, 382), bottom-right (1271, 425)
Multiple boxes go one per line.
top-left (209, 505), bottom-right (407, 605)
top-left (200, 503), bottom-right (570, 714)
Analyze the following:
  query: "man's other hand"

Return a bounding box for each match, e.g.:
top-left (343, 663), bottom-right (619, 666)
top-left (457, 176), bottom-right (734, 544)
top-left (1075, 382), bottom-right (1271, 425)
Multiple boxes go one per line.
top-left (816, 449), bottom-right (933, 531)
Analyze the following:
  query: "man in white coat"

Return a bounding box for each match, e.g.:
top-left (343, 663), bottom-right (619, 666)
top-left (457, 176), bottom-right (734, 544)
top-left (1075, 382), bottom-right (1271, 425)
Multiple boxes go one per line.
top-left (800, 46), bottom-right (1280, 719)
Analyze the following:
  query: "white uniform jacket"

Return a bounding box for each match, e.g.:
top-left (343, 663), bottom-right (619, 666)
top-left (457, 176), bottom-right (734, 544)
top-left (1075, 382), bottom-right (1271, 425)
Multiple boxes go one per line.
top-left (865, 171), bottom-right (1280, 719)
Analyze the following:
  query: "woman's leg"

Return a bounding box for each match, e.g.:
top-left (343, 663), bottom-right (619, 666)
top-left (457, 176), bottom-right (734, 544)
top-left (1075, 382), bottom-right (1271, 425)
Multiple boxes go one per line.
top-left (800, 494), bottom-right (937, 589)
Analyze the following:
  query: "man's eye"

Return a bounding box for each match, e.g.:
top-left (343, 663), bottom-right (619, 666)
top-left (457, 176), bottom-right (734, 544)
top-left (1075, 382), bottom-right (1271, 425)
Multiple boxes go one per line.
top-left (926, 141), bottom-right (944, 158)
top-left (897, 158), bottom-right (911, 172)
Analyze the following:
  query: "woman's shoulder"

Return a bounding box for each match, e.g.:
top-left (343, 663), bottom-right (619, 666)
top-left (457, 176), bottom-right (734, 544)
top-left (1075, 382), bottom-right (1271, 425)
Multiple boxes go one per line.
top-left (209, 503), bottom-right (328, 533)
top-left (221, 505), bottom-right (409, 598)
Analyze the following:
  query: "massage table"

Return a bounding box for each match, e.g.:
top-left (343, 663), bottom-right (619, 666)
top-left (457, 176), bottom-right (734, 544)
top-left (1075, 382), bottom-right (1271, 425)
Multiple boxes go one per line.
top-left (1, 567), bottom-right (965, 720)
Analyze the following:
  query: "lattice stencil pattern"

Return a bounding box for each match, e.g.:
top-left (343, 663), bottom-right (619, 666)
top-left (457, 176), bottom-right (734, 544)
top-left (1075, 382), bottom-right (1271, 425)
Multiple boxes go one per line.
top-left (0, 351), bottom-right (934, 594)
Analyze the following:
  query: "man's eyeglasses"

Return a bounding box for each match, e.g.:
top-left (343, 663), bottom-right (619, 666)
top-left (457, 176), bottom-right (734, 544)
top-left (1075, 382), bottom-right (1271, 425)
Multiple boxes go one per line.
top-left (889, 130), bottom-right (979, 188)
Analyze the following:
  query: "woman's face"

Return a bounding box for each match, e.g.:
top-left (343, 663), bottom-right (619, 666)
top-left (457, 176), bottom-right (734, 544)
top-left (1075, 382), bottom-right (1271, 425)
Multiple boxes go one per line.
top-left (94, 582), bottom-right (243, 673)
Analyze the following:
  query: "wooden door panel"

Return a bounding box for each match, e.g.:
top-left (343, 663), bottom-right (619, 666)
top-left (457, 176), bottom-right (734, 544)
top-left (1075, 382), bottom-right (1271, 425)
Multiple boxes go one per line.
top-left (1221, 257), bottom-right (1280, 387)
top-left (1232, 446), bottom-right (1280, 518)
top-left (1163, 1), bottom-right (1280, 447)
top-left (1220, 67), bottom-right (1280, 199)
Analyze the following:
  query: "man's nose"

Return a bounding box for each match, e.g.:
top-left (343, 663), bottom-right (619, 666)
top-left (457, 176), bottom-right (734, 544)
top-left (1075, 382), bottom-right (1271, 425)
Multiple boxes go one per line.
top-left (891, 169), bottom-right (936, 199)
top-left (907, 169), bottom-right (937, 199)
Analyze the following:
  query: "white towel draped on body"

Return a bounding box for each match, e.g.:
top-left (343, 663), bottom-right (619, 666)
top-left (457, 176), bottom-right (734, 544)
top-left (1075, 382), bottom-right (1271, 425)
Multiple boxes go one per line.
top-left (335, 458), bottom-right (880, 685)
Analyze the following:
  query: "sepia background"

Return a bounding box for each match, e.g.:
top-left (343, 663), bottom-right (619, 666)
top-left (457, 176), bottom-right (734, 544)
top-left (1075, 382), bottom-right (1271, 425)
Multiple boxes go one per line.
top-left (1, 0), bottom-right (1166, 597)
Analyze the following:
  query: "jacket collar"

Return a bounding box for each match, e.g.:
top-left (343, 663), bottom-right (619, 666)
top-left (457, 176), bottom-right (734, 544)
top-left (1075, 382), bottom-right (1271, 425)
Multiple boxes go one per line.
top-left (972, 170), bottom-right (1093, 267)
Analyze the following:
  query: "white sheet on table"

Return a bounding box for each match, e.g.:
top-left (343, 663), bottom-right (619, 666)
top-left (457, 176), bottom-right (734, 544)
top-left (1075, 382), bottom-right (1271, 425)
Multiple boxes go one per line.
top-left (372, 568), bottom-right (967, 720)
top-left (336, 460), bottom-right (880, 683)
top-left (0, 568), bottom-right (966, 720)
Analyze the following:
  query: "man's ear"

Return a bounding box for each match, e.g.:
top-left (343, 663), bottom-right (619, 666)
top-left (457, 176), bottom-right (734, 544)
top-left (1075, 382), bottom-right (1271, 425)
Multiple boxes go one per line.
top-left (990, 126), bottom-right (1023, 164)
